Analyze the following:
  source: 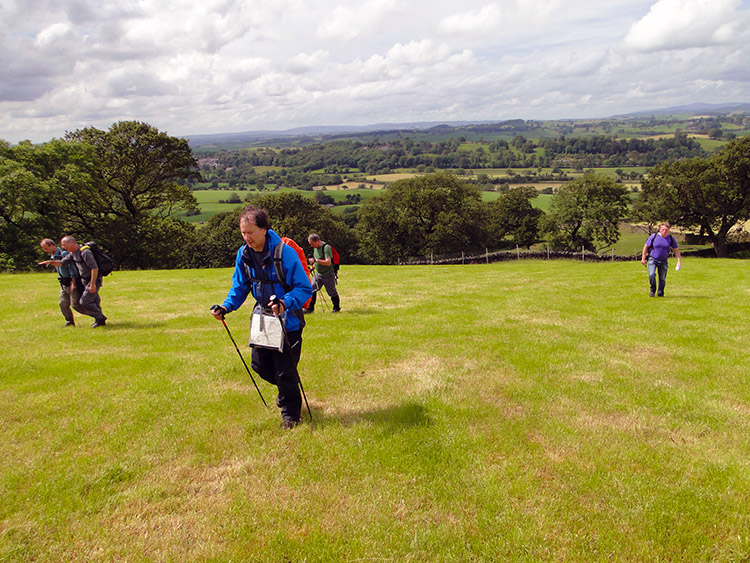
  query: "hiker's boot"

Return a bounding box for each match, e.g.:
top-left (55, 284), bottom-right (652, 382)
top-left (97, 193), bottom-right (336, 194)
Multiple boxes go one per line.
top-left (331, 295), bottom-right (341, 313)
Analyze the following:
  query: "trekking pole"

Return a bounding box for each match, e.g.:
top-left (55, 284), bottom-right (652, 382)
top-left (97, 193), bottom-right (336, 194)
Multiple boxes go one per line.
top-left (316, 287), bottom-right (331, 312)
top-left (270, 296), bottom-right (313, 421)
top-left (210, 305), bottom-right (268, 408)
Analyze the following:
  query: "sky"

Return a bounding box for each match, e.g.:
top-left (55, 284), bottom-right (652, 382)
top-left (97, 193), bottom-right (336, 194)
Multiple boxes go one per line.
top-left (1, 0), bottom-right (749, 143)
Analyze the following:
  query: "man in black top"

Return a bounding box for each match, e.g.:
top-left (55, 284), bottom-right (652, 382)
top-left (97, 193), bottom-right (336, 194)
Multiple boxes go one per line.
top-left (39, 238), bottom-right (84, 327)
top-left (39, 236), bottom-right (108, 328)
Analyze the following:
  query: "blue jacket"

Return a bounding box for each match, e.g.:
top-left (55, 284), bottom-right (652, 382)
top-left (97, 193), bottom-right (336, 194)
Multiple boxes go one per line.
top-left (221, 229), bottom-right (312, 332)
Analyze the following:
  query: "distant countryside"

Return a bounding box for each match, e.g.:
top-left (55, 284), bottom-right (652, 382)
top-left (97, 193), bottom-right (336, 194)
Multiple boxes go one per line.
top-left (2, 110), bottom-right (750, 271)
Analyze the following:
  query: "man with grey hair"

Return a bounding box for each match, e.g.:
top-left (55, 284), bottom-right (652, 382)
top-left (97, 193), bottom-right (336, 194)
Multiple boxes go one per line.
top-left (39, 236), bottom-right (108, 328)
top-left (39, 238), bottom-right (84, 327)
top-left (306, 233), bottom-right (341, 313)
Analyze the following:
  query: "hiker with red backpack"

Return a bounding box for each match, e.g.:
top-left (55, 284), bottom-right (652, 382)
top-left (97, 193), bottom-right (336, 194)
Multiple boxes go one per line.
top-left (306, 233), bottom-right (341, 313)
top-left (210, 206), bottom-right (313, 429)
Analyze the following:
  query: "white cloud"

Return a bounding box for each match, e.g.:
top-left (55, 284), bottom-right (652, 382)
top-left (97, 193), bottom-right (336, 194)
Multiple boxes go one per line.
top-left (0, 0), bottom-right (749, 143)
top-left (316, 0), bottom-right (400, 41)
top-left (438, 4), bottom-right (503, 36)
top-left (625, 0), bottom-right (745, 51)
top-left (286, 50), bottom-right (331, 75)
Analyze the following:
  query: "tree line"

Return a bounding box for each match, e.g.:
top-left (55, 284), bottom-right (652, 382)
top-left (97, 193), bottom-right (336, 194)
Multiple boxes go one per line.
top-left (196, 133), bottom-right (706, 188)
top-left (2, 121), bottom-right (748, 272)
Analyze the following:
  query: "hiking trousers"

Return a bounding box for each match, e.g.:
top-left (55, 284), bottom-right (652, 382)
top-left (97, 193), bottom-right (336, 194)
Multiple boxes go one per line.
top-left (251, 329), bottom-right (303, 421)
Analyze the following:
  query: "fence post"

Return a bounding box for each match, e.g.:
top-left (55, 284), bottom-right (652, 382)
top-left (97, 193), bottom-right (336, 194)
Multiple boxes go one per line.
top-left (462, 251), bottom-right (465, 265)
top-left (547, 244), bottom-right (550, 260)
top-left (486, 248), bottom-right (489, 264)
top-left (582, 246), bottom-right (585, 261)
top-left (430, 252), bottom-right (434, 265)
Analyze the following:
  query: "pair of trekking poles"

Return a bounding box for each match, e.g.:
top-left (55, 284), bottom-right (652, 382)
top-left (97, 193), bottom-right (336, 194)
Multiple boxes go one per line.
top-left (211, 298), bottom-right (312, 421)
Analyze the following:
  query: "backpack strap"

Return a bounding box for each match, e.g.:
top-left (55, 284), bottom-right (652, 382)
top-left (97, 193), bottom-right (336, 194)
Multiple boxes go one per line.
top-left (242, 242), bottom-right (290, 292)
top-left (273, 242), bottom-right (291, 293)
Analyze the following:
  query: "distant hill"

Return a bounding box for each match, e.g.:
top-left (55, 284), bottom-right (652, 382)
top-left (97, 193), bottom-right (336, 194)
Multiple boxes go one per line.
top-left (185, 120), bottom-right (497, 148)
top-left (613, 102), bottom-right (750, 118)
top-left (184, 102), bottom-right (750, 149)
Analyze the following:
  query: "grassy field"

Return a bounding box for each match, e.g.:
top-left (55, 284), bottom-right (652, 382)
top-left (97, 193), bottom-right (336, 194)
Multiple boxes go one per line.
top-left (1, 259), bottom-right (748, 561)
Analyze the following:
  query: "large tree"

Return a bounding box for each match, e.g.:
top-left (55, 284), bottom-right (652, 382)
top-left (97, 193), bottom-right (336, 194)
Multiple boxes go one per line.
top-left (637, 137), bottom-right (750, 257)
top-left (355, 172), bottom-right (490, 263)
top-left (487, 186), bottom-right (543, 249)
top-left (64, 121), bottom-right (201, 268)
top-left (0, 139), bottom-right (98, 270)
top-left (542, 171), bottom-right (630, 252)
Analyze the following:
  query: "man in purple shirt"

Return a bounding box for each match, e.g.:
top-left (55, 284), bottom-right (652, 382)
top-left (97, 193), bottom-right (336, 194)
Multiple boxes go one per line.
top-left (641, 222), bottom-right (682, 297)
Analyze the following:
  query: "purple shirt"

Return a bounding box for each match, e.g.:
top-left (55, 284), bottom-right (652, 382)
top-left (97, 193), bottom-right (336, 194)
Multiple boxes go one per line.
top-left (647, 233), bottom-right (678, 261)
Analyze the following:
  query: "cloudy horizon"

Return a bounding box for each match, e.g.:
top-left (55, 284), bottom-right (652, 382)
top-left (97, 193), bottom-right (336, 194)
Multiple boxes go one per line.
top-left (2, 0), bottom-right (749, 144)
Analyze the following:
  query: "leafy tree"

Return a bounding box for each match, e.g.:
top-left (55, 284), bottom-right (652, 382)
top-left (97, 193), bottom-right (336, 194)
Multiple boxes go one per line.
top-left (197, 192), bottom-right (354, 267)
top-left (487, 186), bottom-right (543, 248)
top-left (542, 171), bottom-right (629, 252)
top-left (637, 137), bottom-right (750, 257)
top-left (64, 121), bottom-right (201, 268)
top-left (0, 139), bottom-right (98, 270)
top-left (355, 172), bottom-right (489, 264)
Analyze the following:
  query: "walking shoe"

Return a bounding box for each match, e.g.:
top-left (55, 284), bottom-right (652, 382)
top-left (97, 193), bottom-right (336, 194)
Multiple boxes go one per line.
top-left (281, 418), bottom-right (299, 430)
top-left (332, 308), bottom-right (341, 313)
top-left (649, 292), bottom-right (655, 297)
top-left (64, 321), bottom-right (75, 327)
top-left (91, 319), bottom-right (106, 328)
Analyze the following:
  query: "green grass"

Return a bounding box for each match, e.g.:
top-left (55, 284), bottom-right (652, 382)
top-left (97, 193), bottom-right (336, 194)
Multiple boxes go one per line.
top-left (2, 260), bottom-right (749, 561)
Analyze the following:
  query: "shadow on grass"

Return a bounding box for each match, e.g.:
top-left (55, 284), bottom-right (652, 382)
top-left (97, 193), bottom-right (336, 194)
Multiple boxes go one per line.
top-left (311, 400), bottom-right (431, 431)
top-left (90, 320), bottom-right (171, 330)
top-left (308, 307), bottom-right (379, 316)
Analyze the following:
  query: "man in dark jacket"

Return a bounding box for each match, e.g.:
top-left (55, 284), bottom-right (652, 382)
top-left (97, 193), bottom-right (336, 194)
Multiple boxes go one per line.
top-left (211, 206), bottom-right (312, 428)
top-left (39, 238), bottom-right (84, 327)
top-left (39, 236), bottom-right (107, 328)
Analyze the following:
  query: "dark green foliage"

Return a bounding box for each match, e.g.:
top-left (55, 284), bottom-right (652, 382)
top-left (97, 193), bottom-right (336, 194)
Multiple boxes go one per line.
top-left (487, 186), bottom-right (544, 249)
top-left (0, 139), bottom-right (99, 271)
top-left (196, 192), bottom-right (355, 268)
top-left (355, 172), bottom-right (490, 264)
top-left (637, 137), bottom-right (750, 257)
top-left (542, 172), bottom-right (630, 252)
top-left (0, 122), bottom-right (202, 271)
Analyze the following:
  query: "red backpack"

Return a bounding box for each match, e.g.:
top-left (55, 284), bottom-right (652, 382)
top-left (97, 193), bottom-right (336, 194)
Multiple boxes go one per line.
top-left (328, 244), bottom-right (340, 274)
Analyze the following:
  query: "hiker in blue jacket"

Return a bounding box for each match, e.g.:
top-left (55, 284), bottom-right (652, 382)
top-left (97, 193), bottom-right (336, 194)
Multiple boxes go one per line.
top-left (211, 206), bottom-right (312, 428)
top-left (641, 222), bottom-right (682, 297)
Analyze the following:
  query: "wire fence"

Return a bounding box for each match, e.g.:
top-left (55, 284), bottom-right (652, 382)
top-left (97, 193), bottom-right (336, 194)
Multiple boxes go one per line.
top-left (398, 246), bottom-right (640, 266)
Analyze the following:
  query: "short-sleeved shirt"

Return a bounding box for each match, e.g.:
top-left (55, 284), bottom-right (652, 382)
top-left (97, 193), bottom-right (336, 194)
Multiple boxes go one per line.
top-left (647, 233), bottom-right (678, 261)
top-left (313, 243), bottom-right (334, 276)
top-left (61, 247), bottom-right (98, 280)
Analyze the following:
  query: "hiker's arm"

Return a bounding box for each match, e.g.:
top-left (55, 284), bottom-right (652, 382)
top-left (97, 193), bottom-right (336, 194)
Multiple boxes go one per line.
top-left (674, 247), bottom-right (681, 267)
top-left (641, 244), bottom-right (649, 266)
top-left (89, 268), bottom-right (99, 293)
top-left (312, 256), bottom-right (331, 267)
top-left (38, 259), bottom-right (62, 267)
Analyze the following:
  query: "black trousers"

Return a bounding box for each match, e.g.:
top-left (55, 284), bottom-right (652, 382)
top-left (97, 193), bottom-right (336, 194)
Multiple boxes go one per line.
top-left (251, 329), bottom-right (303, 421)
